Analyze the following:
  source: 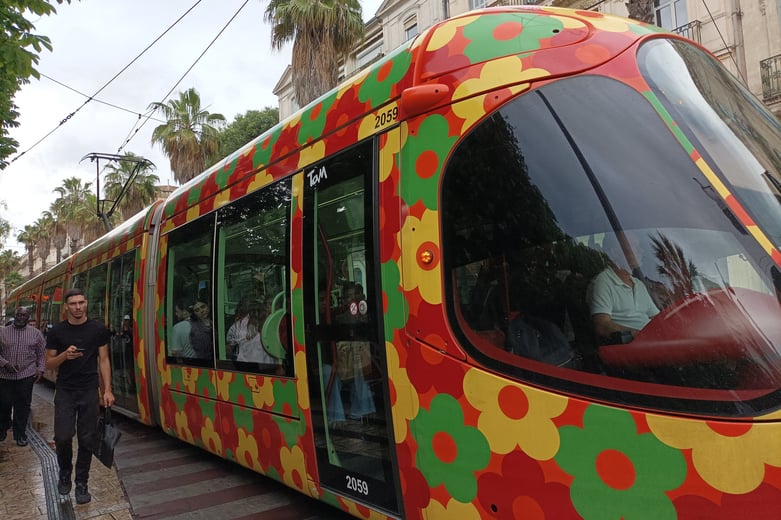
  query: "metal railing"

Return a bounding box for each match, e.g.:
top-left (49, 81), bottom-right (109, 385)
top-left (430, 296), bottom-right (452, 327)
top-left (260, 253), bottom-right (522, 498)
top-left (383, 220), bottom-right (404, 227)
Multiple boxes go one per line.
top-left (674, 20), bottom-right (702, 44)
top-left (761, 54), bottom-right (781, 101)
top-left (490, 0), bottom-right (547, 6)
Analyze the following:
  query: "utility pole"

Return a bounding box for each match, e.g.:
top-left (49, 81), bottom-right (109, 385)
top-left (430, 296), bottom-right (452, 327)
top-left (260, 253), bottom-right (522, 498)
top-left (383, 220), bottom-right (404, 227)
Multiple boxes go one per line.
top-left (80, 153), bottom-right (155, 233)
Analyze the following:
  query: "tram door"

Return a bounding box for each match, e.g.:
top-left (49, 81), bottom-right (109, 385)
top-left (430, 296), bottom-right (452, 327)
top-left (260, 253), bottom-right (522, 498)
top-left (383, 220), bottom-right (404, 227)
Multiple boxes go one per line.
top-left (108, 251), bottom-right (138, 412)
top-left (303, 140), bottom-right (400, 513)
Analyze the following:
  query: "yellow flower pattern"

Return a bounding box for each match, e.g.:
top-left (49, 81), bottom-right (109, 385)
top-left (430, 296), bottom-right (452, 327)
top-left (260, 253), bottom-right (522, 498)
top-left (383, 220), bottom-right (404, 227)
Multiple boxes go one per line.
top-left (422, 498), bottom-right (482, 519)
top-left (201, 417), bottom-right (222, 455)
top-left (464, 368), bottom-right (566, 459)
top-left (647, 414), bottom-right (781, 494)
top-left (235, 428), bottom-right (261, 473)
top-left (280, 445), bottom-right (308, 492)
top-left (400, 209), bottom-right (442, 304)
top-left (386, 341), bottom-right (419, 443)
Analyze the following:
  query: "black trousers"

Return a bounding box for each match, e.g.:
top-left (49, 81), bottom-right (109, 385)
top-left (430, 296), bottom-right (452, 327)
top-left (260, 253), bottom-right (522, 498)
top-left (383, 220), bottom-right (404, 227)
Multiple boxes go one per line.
top-left (0, 375), bottom-right (36, 440)
top-left (54, 387), bottom-right (98, 484)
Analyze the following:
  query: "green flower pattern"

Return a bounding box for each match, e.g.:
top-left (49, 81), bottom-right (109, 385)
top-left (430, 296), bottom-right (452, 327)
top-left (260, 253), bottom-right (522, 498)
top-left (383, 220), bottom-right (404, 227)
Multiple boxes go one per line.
top-left (297, 91), bottom-right (338, 144)
top-left (358, 46), bottom-right (413, 105)
top-left (253, 126), bottom-right (283, 169)
top-left (556, 405), bottom-right (686, 519)
top-left (382, 260), bottom-right (408, 338)
top-left (411, 394), bottom-right (490, 502)
top-left (462, 13), bottom-right (565, 64)
top-left (400, 114), bottom-right (457, 210)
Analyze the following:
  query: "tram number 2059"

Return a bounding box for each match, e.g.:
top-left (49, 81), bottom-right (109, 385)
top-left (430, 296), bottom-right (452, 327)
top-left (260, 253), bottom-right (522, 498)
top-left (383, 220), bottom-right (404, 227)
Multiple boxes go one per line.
top-left (346, 474), bottom-right (369, 495)
top-left (374, 106), bottom-right (398, 129)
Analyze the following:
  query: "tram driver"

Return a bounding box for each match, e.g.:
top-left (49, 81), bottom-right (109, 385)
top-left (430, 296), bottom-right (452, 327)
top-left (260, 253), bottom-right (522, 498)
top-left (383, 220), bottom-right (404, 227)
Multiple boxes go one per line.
top-left (588, 231), bottom-right (659, 344)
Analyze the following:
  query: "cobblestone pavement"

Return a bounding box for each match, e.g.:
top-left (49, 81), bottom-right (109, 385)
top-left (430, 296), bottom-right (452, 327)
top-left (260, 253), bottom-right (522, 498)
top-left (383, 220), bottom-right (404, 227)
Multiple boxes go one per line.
top-left (0, 384), bottom-right (132, 520)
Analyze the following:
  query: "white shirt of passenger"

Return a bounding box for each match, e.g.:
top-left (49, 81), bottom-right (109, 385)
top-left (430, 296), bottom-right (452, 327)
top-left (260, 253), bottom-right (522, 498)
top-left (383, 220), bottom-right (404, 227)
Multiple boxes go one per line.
top-left (590, 268), bottom-right (659, 331)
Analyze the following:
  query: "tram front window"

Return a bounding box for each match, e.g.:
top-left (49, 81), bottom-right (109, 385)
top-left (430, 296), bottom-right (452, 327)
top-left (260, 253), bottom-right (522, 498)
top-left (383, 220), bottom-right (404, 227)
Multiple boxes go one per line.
top-left (639, 39), bottom-right (781, 248)
top-left (442, 71), bottom-right (781, 415)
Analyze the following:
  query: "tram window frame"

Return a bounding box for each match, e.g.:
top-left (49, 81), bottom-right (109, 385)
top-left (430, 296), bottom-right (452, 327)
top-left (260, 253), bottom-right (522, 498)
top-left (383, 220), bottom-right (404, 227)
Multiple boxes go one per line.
top-left (214, 178), bottom-right (294, 377)
top-left (441, 74), bottom-right (781, 416)
top-left (41, 285), bottom-right (59, 330)
top-left (164, 214), bottom-right (216, 367)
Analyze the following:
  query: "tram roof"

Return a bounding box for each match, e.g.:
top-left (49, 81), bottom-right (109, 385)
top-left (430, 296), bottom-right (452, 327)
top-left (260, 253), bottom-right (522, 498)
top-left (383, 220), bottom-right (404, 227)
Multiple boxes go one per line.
top-left (157, 6), bottom-right (662, 231)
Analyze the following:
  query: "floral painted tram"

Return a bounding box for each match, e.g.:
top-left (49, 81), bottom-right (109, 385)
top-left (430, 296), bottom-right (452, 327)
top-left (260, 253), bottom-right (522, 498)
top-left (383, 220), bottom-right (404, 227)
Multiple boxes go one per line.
top-left (8, 7), bottom-right (781, 519)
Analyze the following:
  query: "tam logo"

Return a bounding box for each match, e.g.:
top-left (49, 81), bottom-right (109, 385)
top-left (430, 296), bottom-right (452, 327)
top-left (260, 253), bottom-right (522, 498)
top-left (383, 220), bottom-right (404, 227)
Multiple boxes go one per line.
top-left (307, 166), bottom-right (328, 188)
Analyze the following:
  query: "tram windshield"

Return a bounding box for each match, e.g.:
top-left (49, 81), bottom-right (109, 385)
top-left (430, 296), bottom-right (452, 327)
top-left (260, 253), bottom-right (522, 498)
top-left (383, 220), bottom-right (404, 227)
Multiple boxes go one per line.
top-left (441, 40), bottom-right (781, 416)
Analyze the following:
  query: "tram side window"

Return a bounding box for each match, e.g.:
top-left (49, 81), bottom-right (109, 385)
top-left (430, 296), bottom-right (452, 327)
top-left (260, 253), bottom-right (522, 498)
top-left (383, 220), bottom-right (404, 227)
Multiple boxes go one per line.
top-left (442, 76), bottom-right (781, 404)
top-left (85, 264), bottom-right (108, 323)
top-left (165, 215), bottom-right (215, 366)
top-left (216, 179), bottom-right (293, 376)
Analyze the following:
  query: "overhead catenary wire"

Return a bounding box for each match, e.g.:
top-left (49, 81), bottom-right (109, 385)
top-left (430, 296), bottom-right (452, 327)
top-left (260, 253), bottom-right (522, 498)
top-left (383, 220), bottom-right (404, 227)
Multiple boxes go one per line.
top-left (9, 0), bottom-right (206, 165)
top-left (114, 0), bottom-right (252, 157)
top-left (701, 0), bottom-right (746, 85)
top-left (39, 73), bottom-right (166, 124)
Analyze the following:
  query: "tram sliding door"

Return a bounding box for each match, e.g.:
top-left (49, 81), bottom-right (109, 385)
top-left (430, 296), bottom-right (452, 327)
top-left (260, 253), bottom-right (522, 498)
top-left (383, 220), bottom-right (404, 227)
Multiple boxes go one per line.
top-left (108, 251), bottom-right (138, 412)
top-left (303, 140), bottom-right (400, 513)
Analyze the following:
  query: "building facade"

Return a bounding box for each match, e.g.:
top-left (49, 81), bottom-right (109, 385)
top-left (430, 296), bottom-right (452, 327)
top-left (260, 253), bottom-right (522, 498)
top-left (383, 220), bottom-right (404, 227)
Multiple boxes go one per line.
top-left (273, 0), bottom-right (781, 119)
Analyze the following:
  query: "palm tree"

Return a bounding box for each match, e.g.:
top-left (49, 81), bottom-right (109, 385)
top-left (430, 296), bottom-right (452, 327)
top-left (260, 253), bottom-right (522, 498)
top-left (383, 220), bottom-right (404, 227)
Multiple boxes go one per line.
top-left (52, 177), bottom-right (96, 254)
top-left (148, 88), bottom-right (226, 184)
top-left (17, 224), bottom-right (36, 276)
top-left (103, 152), bottom-right (160, 220)
top-left (33, 214), bottom-right (52, 272)
top-left (625, 0), bottom-right (654, 24)
top-left (0, 249), bottom-right (21, 306)
top-left (265, 0), bottom-right (364, 107)
top-left (43, 205), bottom-right (67, 264)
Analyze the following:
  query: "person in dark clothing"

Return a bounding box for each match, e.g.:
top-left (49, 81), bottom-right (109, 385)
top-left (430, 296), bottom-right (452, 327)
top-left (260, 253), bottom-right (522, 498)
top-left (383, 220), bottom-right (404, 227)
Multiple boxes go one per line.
top-left (45, 288), bottom-right (114, 505)
top-left (0, 307), bottom-right (46, 446)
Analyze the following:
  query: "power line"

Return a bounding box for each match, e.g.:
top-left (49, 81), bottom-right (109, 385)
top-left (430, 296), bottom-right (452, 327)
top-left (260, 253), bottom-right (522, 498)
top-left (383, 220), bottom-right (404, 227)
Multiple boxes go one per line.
top-left (701, 0), bottom-right (746, 85)
top-left (115, 0), bottom-right (251, 156)
top-left (39, 73), bottom-right (166, 123)
top-left (9, 0), bottom-right (206, 165)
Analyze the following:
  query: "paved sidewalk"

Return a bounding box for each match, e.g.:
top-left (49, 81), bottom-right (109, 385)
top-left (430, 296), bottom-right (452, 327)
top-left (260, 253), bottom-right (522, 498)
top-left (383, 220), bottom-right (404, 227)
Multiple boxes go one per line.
top-left (0, 384), bottom-right (133, 520)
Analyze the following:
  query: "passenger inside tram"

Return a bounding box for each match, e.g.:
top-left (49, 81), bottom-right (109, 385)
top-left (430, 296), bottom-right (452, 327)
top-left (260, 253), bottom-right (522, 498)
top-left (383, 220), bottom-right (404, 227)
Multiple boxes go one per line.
top-left (189, 301), bottom-right (213, 360)
top-left (588, 231), bottom-right (659, 344)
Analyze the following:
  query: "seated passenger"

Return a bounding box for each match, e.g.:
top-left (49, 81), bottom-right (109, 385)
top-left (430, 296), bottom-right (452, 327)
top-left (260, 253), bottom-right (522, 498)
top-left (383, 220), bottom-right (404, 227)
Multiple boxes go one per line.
top-left (589, 232), bottom-right (659, 343)
top-left (170, 299), bottom-right (194, 357)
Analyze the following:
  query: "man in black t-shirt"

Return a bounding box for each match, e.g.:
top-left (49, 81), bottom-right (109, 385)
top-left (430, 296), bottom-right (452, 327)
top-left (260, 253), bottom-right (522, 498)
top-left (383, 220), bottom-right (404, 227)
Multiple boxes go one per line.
top-left (46, 288), bottom-right (114, 505)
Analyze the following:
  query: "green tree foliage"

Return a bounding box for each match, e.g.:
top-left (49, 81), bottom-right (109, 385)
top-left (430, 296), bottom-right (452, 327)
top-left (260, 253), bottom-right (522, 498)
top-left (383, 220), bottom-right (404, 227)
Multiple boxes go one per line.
top-left (625, 0), bottom-right (654, 24)
top-left (103, 151), bottom-right (160, 220)
top-left (52, 176), bottom-right (97, 253)
top-left (149, 87), bottom-right (226, 184)
top-left (0, 0), bottom-right (73, 170)
top-left (265, 0), bottom-right (364, 107)
top-left (218, 107), bottom-right (279, 158)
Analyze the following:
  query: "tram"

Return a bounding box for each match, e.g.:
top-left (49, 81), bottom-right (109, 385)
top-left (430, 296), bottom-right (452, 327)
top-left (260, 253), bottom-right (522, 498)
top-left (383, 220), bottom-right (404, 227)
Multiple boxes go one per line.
top-left (8, 6), bottom-right (781, 518)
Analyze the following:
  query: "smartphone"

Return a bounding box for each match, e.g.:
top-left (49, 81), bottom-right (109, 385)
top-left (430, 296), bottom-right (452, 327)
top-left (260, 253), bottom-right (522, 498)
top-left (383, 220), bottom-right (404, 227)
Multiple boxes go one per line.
top-left (74, 348), bottom-right (85, 352)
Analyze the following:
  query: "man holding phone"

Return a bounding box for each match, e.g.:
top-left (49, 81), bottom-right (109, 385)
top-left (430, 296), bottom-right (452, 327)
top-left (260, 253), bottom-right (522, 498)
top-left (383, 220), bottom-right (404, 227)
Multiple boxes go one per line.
top-left (46, 288), bottom-right (114, 505)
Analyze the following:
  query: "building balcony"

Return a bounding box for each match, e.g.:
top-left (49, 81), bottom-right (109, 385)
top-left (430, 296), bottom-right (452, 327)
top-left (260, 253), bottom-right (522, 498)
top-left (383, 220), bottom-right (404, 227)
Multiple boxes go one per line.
top-left (761, 54), bottom-right (781, 102)
top-left (674, 20), bottom-right (702, 44)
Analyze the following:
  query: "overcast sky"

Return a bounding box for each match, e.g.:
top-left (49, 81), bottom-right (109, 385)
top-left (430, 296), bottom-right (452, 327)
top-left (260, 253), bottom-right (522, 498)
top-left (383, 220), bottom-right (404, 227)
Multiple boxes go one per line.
top-left (4, 0), bottom-right (382, 254)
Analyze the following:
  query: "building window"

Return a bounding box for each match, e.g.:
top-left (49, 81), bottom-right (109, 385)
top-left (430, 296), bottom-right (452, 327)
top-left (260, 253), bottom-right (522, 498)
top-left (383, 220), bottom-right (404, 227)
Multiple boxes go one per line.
top-left (655, 0), bottom-right (687, 30)
top-left (356, 40), bottom-right (382, 69)
top-left (470, 0), bottom-right (487, 9)
top-left (405, 22), bottom-right (418, 42)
